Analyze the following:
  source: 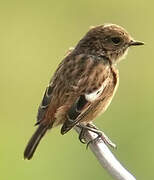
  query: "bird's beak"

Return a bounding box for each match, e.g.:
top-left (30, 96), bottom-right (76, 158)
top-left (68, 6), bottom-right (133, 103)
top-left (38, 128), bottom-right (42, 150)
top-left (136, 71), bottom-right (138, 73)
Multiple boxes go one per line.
top-left (129, 40), bottom-right (144, 46)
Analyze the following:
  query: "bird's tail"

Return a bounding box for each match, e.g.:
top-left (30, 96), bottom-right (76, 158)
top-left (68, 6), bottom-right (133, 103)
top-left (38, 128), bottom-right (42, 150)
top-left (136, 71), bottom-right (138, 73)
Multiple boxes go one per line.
top-left (24, 124), bottom-right (48, 160)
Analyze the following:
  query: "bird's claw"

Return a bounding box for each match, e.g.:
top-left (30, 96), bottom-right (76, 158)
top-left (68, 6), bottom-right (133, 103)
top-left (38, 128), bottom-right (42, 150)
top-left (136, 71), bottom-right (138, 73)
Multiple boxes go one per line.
top-left (77, 123), bottom-right (117, 149)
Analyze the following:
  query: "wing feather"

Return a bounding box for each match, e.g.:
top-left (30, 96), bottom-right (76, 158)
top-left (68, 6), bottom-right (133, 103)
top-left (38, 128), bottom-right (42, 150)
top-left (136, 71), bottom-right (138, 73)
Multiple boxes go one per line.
top-left (61, 75), bottom-right (110, 134)
top-left (36, 53), bottom-right (111, 131)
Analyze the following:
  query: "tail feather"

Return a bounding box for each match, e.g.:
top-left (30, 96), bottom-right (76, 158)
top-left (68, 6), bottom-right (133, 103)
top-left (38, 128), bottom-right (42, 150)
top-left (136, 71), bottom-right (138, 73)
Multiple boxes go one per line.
top-left (24, 124), bottom-right (48, 160)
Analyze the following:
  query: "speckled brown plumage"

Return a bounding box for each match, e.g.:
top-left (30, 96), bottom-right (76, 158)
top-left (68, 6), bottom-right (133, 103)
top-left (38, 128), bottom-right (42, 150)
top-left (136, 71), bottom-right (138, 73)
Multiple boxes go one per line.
top-left (24, 24), bottom-right (144, 160)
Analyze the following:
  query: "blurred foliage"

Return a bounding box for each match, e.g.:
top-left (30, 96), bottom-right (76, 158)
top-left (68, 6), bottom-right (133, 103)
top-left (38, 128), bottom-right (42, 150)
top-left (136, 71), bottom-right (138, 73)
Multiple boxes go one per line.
top-left (0, 0), bottom-right (153, 179)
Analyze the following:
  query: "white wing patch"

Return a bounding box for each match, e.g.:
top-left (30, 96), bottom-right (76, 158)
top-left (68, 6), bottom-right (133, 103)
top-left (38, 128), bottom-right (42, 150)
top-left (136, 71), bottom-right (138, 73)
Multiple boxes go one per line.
top-left (85, 78), bottom-right (109, 102)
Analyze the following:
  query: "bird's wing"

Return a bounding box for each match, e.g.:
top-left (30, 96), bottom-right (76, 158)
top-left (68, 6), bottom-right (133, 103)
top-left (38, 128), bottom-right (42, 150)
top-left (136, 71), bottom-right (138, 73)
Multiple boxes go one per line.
top-left (61, 75), bottom-right (110, 134)
top-left (36, 59), bottom-right (65, 124)
top-left (59, 55), bottom-right (112, 134)
top-left (36, 53), bottom-right (111, 130)
top-left (36, 85), bottom-right (54, 124)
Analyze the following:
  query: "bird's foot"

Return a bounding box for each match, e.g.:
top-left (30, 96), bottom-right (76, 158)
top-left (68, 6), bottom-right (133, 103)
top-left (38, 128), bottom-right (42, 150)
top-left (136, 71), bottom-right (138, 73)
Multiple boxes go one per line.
top-left (76, 123), bottom-right (116, 149)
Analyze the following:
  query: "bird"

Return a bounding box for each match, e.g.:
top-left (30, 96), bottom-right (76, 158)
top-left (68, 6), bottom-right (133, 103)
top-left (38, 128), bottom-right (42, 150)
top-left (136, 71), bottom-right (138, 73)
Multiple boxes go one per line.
top-left (24, 24), bottom-right (144, 160)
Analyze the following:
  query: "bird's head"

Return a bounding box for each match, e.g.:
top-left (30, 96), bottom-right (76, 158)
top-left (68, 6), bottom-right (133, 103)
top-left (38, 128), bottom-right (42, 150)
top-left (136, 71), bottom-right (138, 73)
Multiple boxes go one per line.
top-left (75, 24), bottom-right (144, 64)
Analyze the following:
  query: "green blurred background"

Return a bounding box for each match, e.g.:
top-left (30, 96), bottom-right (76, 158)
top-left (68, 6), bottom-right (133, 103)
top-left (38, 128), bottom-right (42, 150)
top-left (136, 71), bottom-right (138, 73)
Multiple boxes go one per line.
top-left (0, 0), bottom-right (153, 179)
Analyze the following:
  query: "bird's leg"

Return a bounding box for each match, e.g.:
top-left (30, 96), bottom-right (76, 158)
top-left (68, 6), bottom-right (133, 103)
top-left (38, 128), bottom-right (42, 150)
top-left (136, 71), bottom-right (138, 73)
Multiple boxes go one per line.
top-left (76, 123), bottom-right (116, 149)
top-left (78, 127), bottom-right (87, 144)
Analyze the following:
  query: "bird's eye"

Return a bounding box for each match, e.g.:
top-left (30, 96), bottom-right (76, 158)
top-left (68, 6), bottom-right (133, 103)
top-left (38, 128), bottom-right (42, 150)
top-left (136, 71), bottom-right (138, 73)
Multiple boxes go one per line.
top-left (111, 37), bottom-right (121, 45)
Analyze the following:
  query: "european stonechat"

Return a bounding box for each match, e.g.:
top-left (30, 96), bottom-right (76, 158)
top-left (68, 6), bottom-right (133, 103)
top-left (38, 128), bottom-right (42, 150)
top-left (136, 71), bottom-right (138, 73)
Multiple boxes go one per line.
top-left (24, 24), bottom-right (144, 160)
